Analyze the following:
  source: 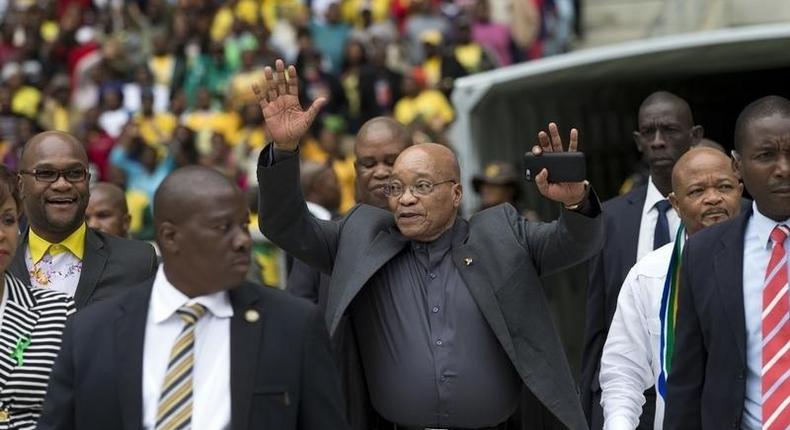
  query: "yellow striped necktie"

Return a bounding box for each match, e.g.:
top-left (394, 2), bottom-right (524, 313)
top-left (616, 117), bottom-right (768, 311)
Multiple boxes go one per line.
top-left (155, 303), bottom-right (207, 430)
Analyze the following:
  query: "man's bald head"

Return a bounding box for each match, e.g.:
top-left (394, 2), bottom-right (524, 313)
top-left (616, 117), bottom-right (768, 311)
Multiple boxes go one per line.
top-left (354, 117), bottom-right (413, 209)
top-left (355, 117), bottom-right (411, 153)
top-left (638, 91), bottom-right (695, 128)
top-left (91, 183), bottom-right (128, 211)
top-left (669, 146), bottom-right (742, 235)
top-left (21, 131), bottom-right (88, 169)
top-left (395, 143), bottom-right (460, 181)
top-left (671, 146), bottom-right (733, 191)
top-left (154, 166), bottom-right (241, 226)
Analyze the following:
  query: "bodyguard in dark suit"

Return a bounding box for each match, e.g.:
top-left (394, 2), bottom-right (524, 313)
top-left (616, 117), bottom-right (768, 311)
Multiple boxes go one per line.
top-left (38, 166), bottom-right (349, 430)
top-left (255, 60), bottom-right (604, 430)
top-left (664, 96), bottom-right (790, 430)
top-left (11, 131), bottom-right (156, 309)
top-left (581, 92), bottom-right (702, 429)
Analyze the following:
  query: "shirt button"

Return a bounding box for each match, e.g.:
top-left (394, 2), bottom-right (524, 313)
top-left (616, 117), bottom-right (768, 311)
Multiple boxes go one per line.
top-left (432, 306), bottom-right (440, 313)
top-left (429, 273), bottom-right (437, 279)
top-left (435, 339), bottom-right (443, 346)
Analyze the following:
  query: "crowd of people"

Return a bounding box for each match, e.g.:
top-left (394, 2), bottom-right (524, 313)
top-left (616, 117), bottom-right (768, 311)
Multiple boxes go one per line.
top-left (0, 0), bottom-right (578, 242)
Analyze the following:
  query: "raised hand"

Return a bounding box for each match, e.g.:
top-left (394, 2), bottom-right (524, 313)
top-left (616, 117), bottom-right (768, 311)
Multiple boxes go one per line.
top-left (252, 59), bottom-right (326, 151)
top-left (532, 122), bottom-right (589, 207)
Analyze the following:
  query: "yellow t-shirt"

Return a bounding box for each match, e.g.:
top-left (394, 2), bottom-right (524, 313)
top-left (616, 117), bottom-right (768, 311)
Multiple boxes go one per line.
top-left (394, 90), bottom-right (454, 127)
top-left (135, 113), bottom-right (178, 148)
top-left (12, 86), bottom-right (42, 119)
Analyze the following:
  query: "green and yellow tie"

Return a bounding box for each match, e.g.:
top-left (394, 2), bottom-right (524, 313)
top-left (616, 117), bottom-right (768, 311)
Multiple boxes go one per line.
top-left (155, 303), bottom-right (207, 430)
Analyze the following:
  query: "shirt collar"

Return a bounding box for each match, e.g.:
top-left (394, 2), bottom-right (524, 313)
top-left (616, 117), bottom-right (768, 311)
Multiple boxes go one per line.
top-left (28, 223), bottom-right (87, 263)
top-left (643, 176), bottom-right (668, 214)
top-left (749, 201), bottom-right (790, 250)
top-left (150, 265), bottom-right (234, 324)
top-left (411, 219), bottom-right (460, 267)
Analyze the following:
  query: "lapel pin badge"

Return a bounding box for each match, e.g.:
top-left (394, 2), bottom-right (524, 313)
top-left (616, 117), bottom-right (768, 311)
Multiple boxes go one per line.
top-left (464, 257), bottom-right (473, 266)
top-left (245, 309), bottom-right (260, 323)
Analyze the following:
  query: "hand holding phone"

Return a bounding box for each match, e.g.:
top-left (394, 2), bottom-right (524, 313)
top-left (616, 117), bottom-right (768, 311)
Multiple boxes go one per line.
top-left (529, 123), bottom-right (589, 207)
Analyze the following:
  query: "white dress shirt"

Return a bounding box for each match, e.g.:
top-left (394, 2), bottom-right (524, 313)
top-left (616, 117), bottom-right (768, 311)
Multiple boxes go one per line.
top-left (741, 203), bottom-right (790, 430)
top-left (600, 242), bottom-right (674, 430)
top-left (142, 266), bottom-right (233, 430)
top-left (637, 178), bottom-right (681, 262)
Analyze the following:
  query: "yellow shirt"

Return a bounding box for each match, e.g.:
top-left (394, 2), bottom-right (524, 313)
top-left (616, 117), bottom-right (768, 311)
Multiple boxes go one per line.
top-left (341, 0), bottom-right (391, 27)
top-left (394, 90), bottom-right (454, 127)
top-left (29, 223), bottom-right (87, 263)
top-left (12, 86), bottom-right (42, 119)
top-left (135, 113), bottom-right (178, 148)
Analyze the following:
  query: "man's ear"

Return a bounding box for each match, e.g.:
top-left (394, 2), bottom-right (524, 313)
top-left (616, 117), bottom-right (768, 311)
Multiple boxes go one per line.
top-left (17, 174), bottom-right (25, 201)
top-left (453, 184), bottom-right (463, 208)
top-left (668, 191), bottom-right (680, 214)
top-left (731, 150), bottom-right (742, 180)
top-left (157, 221), bottom-right (179, 255)
top-left (632, 131), bottom-right (643, 153)
top-left (691, 125), bottom-right (704, 143)
top-left (122, 214), bottom-right (132, 238)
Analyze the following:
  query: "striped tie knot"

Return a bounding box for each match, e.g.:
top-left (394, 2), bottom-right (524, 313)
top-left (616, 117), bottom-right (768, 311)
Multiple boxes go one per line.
top-left (176, 303), bottom-right (207, 326)
top-left (771, 225), bottom-right (789, 245)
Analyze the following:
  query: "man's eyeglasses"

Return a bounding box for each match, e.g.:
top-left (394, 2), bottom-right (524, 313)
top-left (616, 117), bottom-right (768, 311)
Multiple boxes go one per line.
top-left (19, 168), bottom-right (89, 183)
top-left (383, 179), bottom-right (456, 198)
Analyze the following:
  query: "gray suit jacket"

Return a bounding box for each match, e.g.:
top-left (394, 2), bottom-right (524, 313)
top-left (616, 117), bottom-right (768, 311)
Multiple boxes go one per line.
top-left (9, 227), bottom-right (158, 310)
top-left (258, 152), bottom-right (605, 430)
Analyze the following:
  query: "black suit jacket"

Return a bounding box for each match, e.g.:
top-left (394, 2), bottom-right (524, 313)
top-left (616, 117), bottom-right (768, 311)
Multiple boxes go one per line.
top-left (663, 208), bottom-right (753, 429)
top-left (37, 277), bottom-right (350, 430)
top-left (580, 185), bottom-right (649, 428)
top-left (258, 152), bottom-right (605, 430)
top-left (9, 227), bottom-right (157, 309)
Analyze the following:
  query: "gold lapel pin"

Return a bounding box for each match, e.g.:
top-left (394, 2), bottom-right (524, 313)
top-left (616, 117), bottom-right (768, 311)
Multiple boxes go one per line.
top-left (0, 409), bottom-right (9, 422)
top-left (464, 257), bottom-right (473, 266)
top-left (245, 309), bottom-right (260, 323)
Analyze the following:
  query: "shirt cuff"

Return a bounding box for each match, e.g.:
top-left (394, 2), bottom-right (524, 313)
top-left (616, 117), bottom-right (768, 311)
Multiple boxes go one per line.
top-left (258, 143), bottom-right (299, 167)
top-left (603, 414), bottom-right (638, 430)
top-left (565, 187), bottom-right (602, 217)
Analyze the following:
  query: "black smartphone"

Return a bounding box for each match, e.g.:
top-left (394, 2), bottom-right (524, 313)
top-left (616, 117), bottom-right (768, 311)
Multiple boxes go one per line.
top-left (523, 151), bottom-right (586, 183)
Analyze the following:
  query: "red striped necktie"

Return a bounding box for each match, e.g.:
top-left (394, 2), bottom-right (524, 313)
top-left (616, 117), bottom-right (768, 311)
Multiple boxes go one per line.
top-left (762, 224), bottom-right (790, 430)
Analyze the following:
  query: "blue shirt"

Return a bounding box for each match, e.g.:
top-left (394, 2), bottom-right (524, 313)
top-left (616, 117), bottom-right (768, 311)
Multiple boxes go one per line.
top-left (741, 202), bottom-right (790, 429)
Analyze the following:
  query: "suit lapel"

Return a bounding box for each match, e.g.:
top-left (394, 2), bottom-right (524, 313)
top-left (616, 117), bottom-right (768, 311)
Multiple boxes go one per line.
top-left (0, 277), bottom-right (39, 392)
top-left (451, 220), bottom-right (517, 362)
top-left (713, 209), bottom-right (750, 364)
top-left (327, 229), bottom-right (408, 334)
top-left (113, 281), bottom-right (152, 430)
top-left (229, 284), bottom-right (264, 430)
top-left (622, 186), bottom-right (647, 269)
top-left (9, 231), bottom-right (31, 285)
top-left (74, 229), bottom-right (108, 309)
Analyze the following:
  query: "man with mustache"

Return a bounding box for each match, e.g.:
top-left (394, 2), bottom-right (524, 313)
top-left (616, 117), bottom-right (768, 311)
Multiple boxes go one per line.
top-left (664, 95), bottom-right (790, 430)
top-left (599, 146), bottom-right (743, 429)
top-left (581, 91), bottom-right (704, 429)
top-left (10, 131), bottom-right (156, 309)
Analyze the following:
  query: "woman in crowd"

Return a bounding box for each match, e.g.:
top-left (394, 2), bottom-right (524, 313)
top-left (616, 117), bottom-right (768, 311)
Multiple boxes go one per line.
top-left (0, 165), bottom-right (74, 429)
